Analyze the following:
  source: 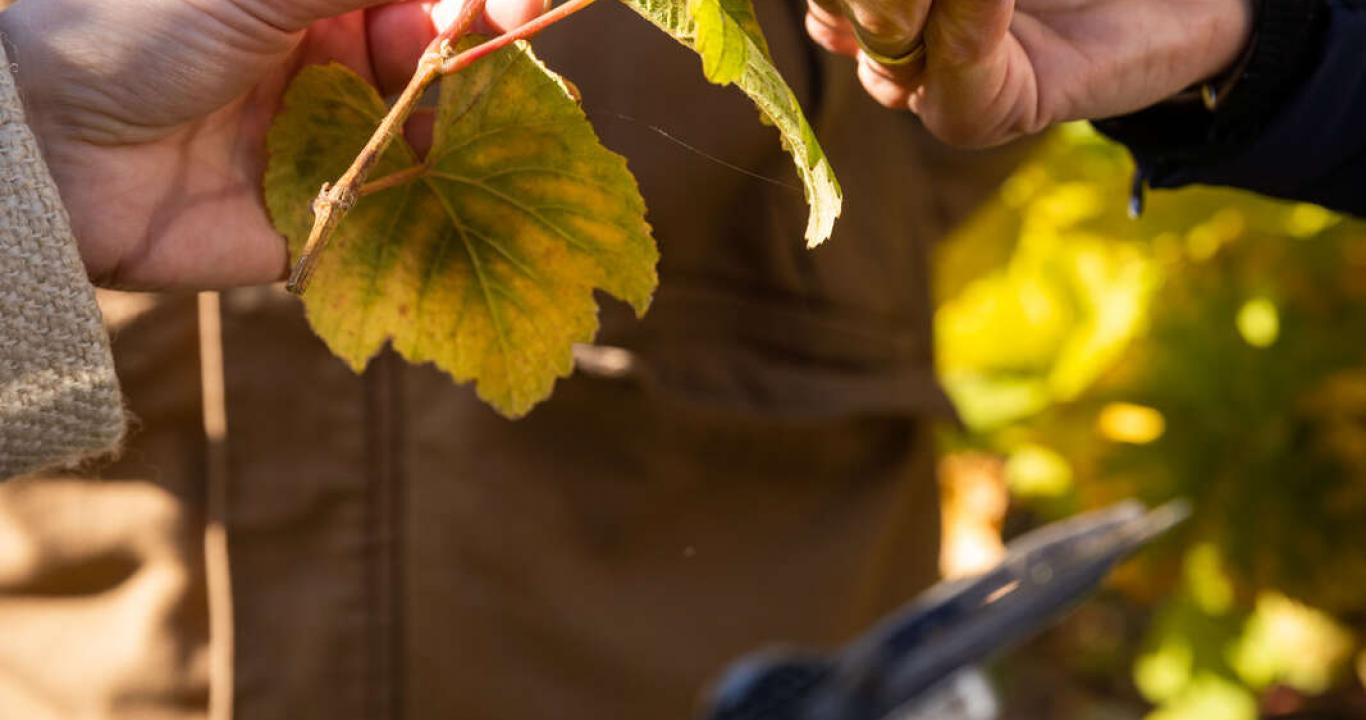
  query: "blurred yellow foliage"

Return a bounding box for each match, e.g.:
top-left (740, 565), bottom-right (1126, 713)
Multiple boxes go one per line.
top-left (935, 123), bottom-right (1366, 715)
top-left (1097, 402), bottom-right (1167, 445)
top-left (1231, 592), bottom-right (1355, 694)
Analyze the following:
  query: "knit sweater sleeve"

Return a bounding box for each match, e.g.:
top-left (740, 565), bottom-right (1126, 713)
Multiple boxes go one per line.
top-left (0, 41), bottom-right (124, 478)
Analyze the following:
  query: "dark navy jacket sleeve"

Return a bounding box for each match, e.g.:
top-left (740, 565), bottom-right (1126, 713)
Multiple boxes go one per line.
top-left (1096, 0), bottom-right (1366, 218)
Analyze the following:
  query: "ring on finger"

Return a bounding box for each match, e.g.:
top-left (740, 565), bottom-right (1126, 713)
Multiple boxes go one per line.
top-left (858, 36), bottom-right (925, 66)
top-left (836, 0), bottom-right (926, 67)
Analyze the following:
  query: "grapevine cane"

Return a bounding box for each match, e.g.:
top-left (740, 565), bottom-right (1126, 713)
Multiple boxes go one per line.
top-left (440, 0), bottom-right (599, 75)
top-left (286, 0), bottom-right (486, 293)
top-left (287, 0), bottom-right (601, 294)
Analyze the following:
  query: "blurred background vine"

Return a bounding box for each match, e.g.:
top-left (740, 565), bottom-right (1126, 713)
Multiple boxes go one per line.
top-left (933, 124), bottom-right (1366, 719)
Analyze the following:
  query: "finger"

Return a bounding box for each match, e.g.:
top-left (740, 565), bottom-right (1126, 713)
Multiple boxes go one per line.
top-left (910, 0), bottom-right (1018, 145)
top-left (294, 12), bottom-right (381, 84)
top-left (839, 0), bottom-right (932, 60)
top-left (367, 0), bottom-right (548, 96)
top-left (808, 0), bottom-right (845, 18)
top-left (405, 109), bottom-right (436, 158)
top-left (367, 3), bottom-right (438, 96)
top-left (432, 0), bottom-right (545, 35)
top-left (244, 0), bottom-right (394, 31)
top-left (481, 0), bottom-right (547, 33)
top-left (856, 53), bottom-right (924, 109)
top-left (925, 0), bottom-right (1013, 67)
top-left (805, 1), bottom-right (860, 56)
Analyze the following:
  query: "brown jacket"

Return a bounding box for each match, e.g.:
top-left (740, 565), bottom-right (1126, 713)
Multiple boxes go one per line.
top-left (0, 2), bottom-right (1032, 718)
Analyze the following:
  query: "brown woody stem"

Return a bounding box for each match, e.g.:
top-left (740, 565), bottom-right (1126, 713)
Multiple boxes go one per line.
top-left (287, 0), bottom-right (487, 294)
top-left (440, 0), bottom-right (600, 75)
top-left (286, 0), bottom-right (601, 294)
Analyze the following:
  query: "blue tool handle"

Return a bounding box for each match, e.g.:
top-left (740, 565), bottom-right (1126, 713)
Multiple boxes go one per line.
top-left (702, 501), bottom-right (1189, 720)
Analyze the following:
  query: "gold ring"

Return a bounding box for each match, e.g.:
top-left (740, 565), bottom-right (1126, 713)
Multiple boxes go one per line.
top-left (858, 36), bottom-right (925, 66)
top-left (837, 0), bottom-right (927, 67)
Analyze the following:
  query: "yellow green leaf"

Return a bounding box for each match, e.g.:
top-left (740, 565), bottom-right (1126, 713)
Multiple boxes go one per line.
top-left (620, 0), bottom-right (842, 246)
top-left (266, 44), bottom-right (658, 417)
top-left (688, 0), bottom-right (770, 85)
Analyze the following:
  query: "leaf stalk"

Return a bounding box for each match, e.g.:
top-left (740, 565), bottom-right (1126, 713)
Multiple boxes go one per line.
top-left (359, 163), bottom-right (430, 198)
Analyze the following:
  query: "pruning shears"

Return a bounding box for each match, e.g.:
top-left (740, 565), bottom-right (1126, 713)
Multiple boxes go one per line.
top-left (702, 500), bottom-right (1191, 720)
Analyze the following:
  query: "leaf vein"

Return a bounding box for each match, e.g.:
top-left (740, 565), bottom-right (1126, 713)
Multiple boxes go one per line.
top-left (425, 171), bottom-right (595, 255)
top-left (435, 50), bottom-right (523, 147)
top-left (428, 118), bottom-right (583, 165)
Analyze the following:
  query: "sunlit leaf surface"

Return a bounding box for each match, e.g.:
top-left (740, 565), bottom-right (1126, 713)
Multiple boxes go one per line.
top-left (620, 0), bottom-right (842, 245)
top-left (267, 44), bottom-right (658, 417)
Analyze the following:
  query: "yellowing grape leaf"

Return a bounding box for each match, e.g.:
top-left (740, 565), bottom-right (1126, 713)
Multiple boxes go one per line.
top-left (622, 0), bottom-right (842, 246)
top-left (688, 0), bottom-right (770, 85)
top-left (266, 43), bottom-right (658, 417)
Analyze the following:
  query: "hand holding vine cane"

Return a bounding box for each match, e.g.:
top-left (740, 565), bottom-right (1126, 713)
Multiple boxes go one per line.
top-left (807, 0), bottom-right (1255, 147)
top-left (0, 0), bottom-right (542, 289)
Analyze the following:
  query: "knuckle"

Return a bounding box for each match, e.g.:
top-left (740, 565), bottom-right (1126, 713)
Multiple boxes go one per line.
top-left (927, 117), bottom-right (994, 148)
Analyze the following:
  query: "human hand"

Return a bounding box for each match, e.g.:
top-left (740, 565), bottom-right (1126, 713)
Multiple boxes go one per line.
top-left (806, 0), bottom-right (1254, 147)
top-left (0, 0), bottom-right (541, 289)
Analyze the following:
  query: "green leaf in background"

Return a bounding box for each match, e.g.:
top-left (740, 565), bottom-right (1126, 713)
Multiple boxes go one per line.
top-left (935, 177), bottom-right (1157, 432)
top-left (266, 43), bottom-right (658, 418)
top-left (619, 0), bottom-right (842, 246)
top-left (936, 123), bottom-right (1366, 718)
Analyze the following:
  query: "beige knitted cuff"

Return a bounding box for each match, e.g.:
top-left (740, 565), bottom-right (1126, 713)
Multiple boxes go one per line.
top-left (0, 40), bottom-right (125, 478)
